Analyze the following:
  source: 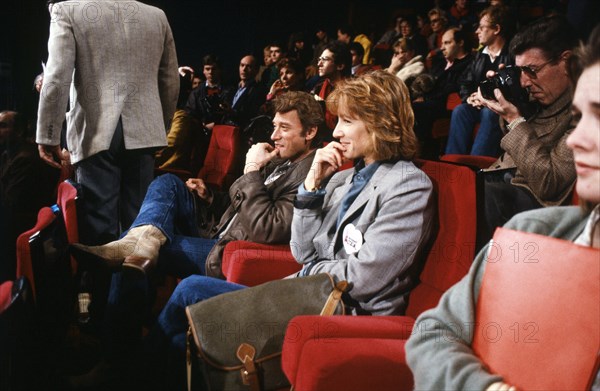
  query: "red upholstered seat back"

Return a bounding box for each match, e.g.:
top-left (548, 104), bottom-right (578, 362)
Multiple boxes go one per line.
top-left (15, 207), bottom-right (57, 300)
top-left (197, 125), bottom-right (240, 191)
top-left (406, 160), bottom-right (477, 318)
top-left (0, 281), bottom-right (13, 314)
top-left (57, 181), bottom-right (79, 245)
top-left (57, 180), bottom-right (80, 273)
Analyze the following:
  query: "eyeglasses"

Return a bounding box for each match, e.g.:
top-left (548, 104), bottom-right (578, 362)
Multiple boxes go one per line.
top-left (318, 56), bottom-right (333, 63)
top-left (430, 18), bottom-right (441, 24)
top-left (476, 23), bottom-right (495, 30)
top-left (517, 58), bottom-right (555, 79)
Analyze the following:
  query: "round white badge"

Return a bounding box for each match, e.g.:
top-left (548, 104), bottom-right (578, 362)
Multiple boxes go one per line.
top-left (342, 223), bottom-right (363, 254)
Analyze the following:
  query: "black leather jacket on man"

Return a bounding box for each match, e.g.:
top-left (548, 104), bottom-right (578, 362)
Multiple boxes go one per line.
top-left (458, 44), bottom-right (513, 102)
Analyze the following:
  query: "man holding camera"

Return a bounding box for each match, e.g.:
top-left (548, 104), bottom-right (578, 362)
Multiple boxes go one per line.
top-left (445, 5), bottom-right (513, 157)
top-left (477, 15), bottom-right (578, 242)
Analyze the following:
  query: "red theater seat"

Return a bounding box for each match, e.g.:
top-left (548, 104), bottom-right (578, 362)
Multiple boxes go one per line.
top-left (156, 124), bottom-right (241, 191)
top-left (281, 159), bottom-right (479, 390)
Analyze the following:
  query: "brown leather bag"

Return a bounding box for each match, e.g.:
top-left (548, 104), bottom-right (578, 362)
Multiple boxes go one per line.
top-left (185, 273), bottom-right (348, 391)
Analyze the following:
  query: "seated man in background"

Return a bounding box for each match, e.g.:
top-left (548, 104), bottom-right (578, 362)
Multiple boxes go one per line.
top-left (69, 91), bottom-right (323, 387)
top-left (445, 5), bottom-right (514, 157)
top-left (310, 41), bottom-right (352, 137)
top-left (184, 55), bottom-right (229, 128)
top-left (223, 54), bottom-right (266, 147)
top-left (179, 55), bottom-right (232, 171)
top-left (478, 15), bottom-right (579, 242)
top-left (406, 24), bottom-right (600, 390)
top-left (145, 71), bottom-right (435, 388)
top-left (412, 27), bottom-right (473, 156)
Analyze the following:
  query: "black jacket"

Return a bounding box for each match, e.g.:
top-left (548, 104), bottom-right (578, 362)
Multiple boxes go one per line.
top-left (458, 44), bottom-right (513, 101)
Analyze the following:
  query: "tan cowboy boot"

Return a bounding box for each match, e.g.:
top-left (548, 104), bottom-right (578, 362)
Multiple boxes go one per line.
top-left (71, 225), bottom-right (166, 268)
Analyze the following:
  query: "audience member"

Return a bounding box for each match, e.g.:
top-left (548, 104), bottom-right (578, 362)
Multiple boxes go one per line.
top-left (154, 67), bottom-right (198, 171)
top-left (399, 15), bottom-right (429, 58)
top-left (412, 27), bottom-right (474, 154)
top-left (0, 110), bottom-right (59, 281)
top-left (311, 41), bottom-right (352, 135)
top-left (338, 24), bottom-right (372, 65)
top-left (426, 8), bottom-right (450, 71)
top-left (223, 55), bottom-right (266, 143)
top-left (376, 15), bottom-right (404, 46)
top-left (191, 74), bottom-right (202, 90)
top-left (144, 70), bottom-right (435, 387)
top-left (287, 31), bottom-right (312, 67)
top-left (445, 5), bottom-right (514, 157)
top-left (266, 58), bottom-right (306, 101)
top-left (349, 42), bottom-right (372, 76)
top-left (69, 91), bottom-right (324, 387)
top-left (37, 0), bottom-right (179, 245)
top-left (311, 26), bottom-right (331, 67)
top-left (477, 15), bottom-right (579, 240)
top-left (416, 12), bottom-right (433, 39)
top-left (260, 43), bottom-right (285, 90)
top-left (256, 45), bottom-right (274, 83)
top-left (386, 38), bottom-right (426, 88)
top-left (406, 24), bottom-right (600, 390)
top-left (447, 0), bottom-right (478, 30)
top-left (178, 55), bottom-right (232, 171)
top-left (184, 55), bottom-right (229, 129)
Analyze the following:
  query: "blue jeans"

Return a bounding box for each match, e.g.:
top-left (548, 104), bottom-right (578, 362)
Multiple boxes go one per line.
top-left (104, 174), bottom-right (220, 356)
top-left (445, 103), bottom-right (502, 157)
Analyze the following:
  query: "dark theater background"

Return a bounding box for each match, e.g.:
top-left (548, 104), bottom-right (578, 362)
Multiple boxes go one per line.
top-left (2, 0), bottom-right (421, 127)
top-left (2, 0), bottom-right (597, 132)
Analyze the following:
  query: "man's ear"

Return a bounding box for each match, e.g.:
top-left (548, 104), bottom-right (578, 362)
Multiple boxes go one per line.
top-left (336, 63), bottom-right (345, 73)
top-left (558, 50), bottom-right (573, 75)
top-left (559, 50), bottom-right (573, 62)
top-left (306, 126), bottom-right (318, 141)
top-left (493, 24), bottom-right (502, 37)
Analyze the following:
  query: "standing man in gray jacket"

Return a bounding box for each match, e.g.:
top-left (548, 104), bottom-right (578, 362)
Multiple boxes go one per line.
top-left (37, 0), bottom-right (179, 245)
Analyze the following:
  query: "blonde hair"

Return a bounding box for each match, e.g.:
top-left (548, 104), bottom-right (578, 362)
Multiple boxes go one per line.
top-left (326, 70), bottom-right (418, 161)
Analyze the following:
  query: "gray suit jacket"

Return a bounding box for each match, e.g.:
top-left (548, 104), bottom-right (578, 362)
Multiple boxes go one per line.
top-left (37, 0), bottom-right (179, 164)
top-left (291, 160), bottom-right (435, 315)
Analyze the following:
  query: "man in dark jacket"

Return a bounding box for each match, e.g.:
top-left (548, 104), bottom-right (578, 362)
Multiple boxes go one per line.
top-left (445, 5), bottom-right (514, 157)
top-left (223, 55), bottom-right (266, 141)
top-left (412, 27), bottom-right (473, 155)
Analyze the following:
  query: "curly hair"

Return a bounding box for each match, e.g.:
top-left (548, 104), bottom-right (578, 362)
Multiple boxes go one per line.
top-left (326, 70), bottom-right (418, 161)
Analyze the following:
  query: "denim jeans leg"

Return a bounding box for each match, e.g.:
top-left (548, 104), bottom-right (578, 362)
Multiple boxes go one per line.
top-left (445, 103), bottom-right (480, 155)
top-left (151, 275), bottom-right (246, 354)
top-left (470, 107), bottom-right (503, 157)
top-left (157, 235), bottom-right (219, 278)
top-left (130, 173), bottom-right (199, 241)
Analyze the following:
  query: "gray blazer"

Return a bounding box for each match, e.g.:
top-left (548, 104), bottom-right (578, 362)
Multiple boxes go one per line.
top-left (37, 0), bottom-right (179, 164)
top-left (291, 160), bottom-right (435, 315)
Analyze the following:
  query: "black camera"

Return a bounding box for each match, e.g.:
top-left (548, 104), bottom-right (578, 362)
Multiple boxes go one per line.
top-left (479, 66), bottom-right (537, 118)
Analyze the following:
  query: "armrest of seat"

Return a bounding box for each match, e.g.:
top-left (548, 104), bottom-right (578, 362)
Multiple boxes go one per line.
top-left (221, 240), bottom-right (301, 287)
top-left (440, 154), bottom-right (497, 170)
top-left (282, 315), bottom-right (416, 390)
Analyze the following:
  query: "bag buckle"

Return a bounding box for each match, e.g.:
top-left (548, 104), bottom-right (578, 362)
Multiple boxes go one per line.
top-left (237, 343), bottom-right (260, 391)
